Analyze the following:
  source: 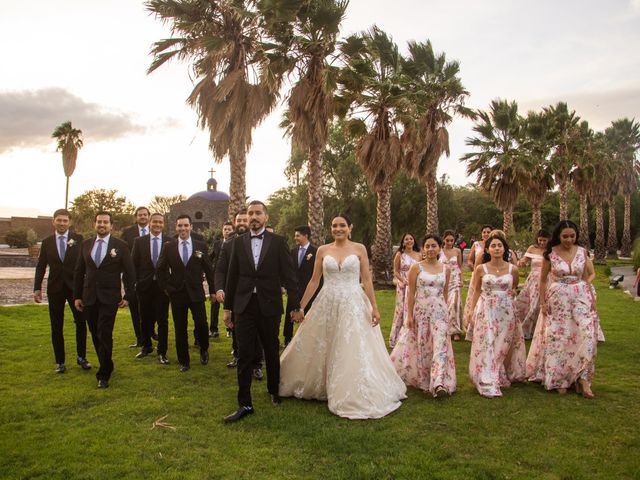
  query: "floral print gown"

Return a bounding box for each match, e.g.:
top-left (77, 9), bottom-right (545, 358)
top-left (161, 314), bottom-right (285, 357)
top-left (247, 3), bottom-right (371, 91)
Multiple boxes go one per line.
top-left (463, 241), bottom-right (485, 340)
top-left (469, 264), bottom-right (526, 397)
top-left (514, 252), bottom-right (543, 340)
top-left (439, 251), bottom-right (462, 336)
top-left (390, 265), bottom-right (456, 396)
top-left (525, 247), bottom-right (598, 389)
top-left (389, 253), bottom-right (419, 347)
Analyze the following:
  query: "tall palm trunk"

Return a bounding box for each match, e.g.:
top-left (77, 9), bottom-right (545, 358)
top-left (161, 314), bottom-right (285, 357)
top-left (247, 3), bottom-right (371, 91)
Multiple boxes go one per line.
top-left (65, 176), bottom-right (70, 209)
top-left (425, 173), bottom-right (439, 235)
top-left (594, 201), bottom-right (606, 262)
top-left (558, 180), bottom-right (569, 220)
top-left (620, 194), bottom-right (632, 257)
top-left (228, 151), bottom-right (247, 221)
top-left (503, 205), bottom-right (514, 233)
top-left (307, 145), bottom-right (325, 246)
top-left (530, 200), bottom-right (542, 233)
top-left (578, 193), bottom-right (590, 250)
top-left (371, 183), bottom-right (394, 286)
top-left (606, 197), bottom-right (618, 258)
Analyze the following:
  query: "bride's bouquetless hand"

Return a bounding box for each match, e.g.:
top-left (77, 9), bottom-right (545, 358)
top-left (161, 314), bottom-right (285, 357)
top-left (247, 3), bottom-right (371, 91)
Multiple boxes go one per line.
top-left (371, 310), bottom-right (380, 327)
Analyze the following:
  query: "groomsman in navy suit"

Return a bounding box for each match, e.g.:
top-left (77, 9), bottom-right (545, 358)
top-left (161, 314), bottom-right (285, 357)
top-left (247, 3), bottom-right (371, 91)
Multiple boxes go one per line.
top-left (131, 212), bottom-right (170, 364)
top-left (283, 225), bottom-right (320, 347)
top-left (157, 214), bottom-right (215, 372)
top-left (120, 206), bottom-right (151, 348)
top-left (74, 211), bottom-right (135, 388)
top-left (34, 208), bottom-right (90, 373)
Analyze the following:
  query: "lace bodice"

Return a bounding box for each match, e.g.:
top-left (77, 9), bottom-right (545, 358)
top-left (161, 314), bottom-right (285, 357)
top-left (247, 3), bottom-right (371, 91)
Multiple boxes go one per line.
top-left (549, 247), bottom-right (586, 284)
top-left (322, 254), bottom-right (361, 288)
top-left (481, 264), bottom-right (513, 297)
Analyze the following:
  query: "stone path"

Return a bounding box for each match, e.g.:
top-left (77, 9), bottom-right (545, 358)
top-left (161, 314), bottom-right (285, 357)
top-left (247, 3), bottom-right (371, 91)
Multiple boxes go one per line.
top-left (0, 267), bottom-right (41, 305)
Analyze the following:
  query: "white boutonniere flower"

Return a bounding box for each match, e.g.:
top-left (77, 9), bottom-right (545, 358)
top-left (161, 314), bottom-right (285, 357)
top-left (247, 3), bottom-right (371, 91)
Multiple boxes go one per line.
top-left (306, 253), bottom-right (313, 261)
top-left (195, 250), bottom-right (203, 258)
top-left (110, 248), bottom-right (118, 258)
top-left (67, 239), bottom-right (76, 247)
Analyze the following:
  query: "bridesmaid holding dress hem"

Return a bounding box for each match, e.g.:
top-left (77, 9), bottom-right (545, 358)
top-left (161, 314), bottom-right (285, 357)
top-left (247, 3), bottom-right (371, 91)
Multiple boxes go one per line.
top-left (440, 230), bottom-right (463, 341)
top-left (463, 225), bottom-right (493, 338)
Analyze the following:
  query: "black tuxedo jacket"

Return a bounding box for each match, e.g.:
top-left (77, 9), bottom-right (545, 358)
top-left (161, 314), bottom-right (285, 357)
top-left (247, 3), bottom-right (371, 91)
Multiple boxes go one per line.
top-left (224, 232), bottom-right (299, 316)
top-left (214, 236), bottom-right (236, 294)
top-left (131, 234), bottom-right (167, 292)
top-left (157, 238), bottom-right (215, 302)
top-left (34, 232), bottom-right (84, 294)
top-left (73, 236), bottom-right (136, 306)
top-left (291, 244), bottom-right (318, 295)
top-left (121, 224), bottom-right (144, 251)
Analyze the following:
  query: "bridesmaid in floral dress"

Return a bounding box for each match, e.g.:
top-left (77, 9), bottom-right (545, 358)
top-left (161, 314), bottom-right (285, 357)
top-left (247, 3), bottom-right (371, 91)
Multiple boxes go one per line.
top-left (389, 233), bottom-right (422, 348)
top-left (514, 230), bottom-right (550, 340)
top-left (463, 225), bottom-right (493, 338)
top-left (468, 234), bottom-right (525, 397)
top-left (440, 230), bottom-right (463, 341)
top-left (391, 235), bottom-right (456, 397)
top-left (526, 220), bottom-right (598, 398)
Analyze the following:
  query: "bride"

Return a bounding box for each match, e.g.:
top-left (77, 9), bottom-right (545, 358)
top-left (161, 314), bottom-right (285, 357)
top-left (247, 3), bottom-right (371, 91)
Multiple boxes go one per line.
top-left (279, 214), bottom-right (406, 419)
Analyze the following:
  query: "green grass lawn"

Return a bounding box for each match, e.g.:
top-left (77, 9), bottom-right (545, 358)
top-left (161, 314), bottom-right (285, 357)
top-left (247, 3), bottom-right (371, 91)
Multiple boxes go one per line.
top-left (1, 266), bottom-right (639, 479)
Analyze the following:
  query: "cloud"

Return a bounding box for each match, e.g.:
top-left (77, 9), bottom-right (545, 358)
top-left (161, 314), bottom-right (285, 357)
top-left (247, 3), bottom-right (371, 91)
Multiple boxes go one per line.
top-left (0, 87), bottom-right (146, 153)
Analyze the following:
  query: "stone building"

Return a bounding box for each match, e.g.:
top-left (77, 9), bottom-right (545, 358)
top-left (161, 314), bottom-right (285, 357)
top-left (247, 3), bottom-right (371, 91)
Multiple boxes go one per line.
top-left (166, 174), bottom-right (229, 233)
top-left (0, 216), bottom-right (54, 244)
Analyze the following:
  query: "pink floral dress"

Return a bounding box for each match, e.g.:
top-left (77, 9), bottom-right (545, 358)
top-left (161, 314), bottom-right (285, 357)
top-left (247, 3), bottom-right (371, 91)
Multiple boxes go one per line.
top-left (390, 265), bottom-right (456, 396)
top-left (439, 251), bottom-right (462, 336)
top-left (514, 252), bottom-right (543, 339)
top-left (389, 252), bottom-right (418, 347)
top-left (525, 247), bottom-right (598, 389)
top-left (463, 241), bottom-right (485, 340)
top-left (469, 264), bottom-right (526, 397)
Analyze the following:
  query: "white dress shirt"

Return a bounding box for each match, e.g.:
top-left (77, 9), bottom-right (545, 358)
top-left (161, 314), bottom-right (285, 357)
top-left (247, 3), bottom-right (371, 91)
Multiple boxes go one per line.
top-left (250, 228), bottom-right (266, 268)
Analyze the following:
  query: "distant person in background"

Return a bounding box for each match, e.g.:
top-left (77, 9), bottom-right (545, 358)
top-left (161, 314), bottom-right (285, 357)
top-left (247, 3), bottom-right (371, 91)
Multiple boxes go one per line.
top-left (34, 208), bottom-right (90, 374)
top-left (389, 233), bottom-right (422, 348)
top-left (635, 267), bottom-right (640, 297)
top-left (440, 230), bottom-right (463, 341)
top-left (265, 225), bottom-right (275, 233)
top-left (462, 225), bottom-right (493, 339)
top-left (209, 221), bottom-right (234, 338)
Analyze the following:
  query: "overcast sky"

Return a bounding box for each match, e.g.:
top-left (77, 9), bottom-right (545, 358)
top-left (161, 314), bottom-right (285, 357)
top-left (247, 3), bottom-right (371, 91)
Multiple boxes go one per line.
top-left (1, 0), bottom-right (638, 217)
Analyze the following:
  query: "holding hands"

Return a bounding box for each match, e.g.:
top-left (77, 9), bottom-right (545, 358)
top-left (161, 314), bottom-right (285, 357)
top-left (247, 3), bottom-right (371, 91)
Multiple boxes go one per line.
top-left (291, 309), bottom-right (304, 323)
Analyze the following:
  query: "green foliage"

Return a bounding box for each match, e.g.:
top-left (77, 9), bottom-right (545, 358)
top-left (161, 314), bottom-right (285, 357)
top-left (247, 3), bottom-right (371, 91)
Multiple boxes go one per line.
top-left (69, 188), bottom-right (136, 235)
top-left (4, 228), bottom-right (37, 247)
top-left (148, 194), bottom-right (187, 215)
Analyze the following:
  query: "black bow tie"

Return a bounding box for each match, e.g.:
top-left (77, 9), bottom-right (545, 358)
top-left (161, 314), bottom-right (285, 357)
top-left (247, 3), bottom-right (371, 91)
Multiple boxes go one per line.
top-left (251, 233), bottom-right (264, 240)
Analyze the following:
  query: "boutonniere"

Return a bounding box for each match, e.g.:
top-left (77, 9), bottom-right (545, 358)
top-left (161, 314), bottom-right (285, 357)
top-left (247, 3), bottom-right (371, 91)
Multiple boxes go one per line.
top-left (110, 248), bottom-right (118, 258)
top-left (306, 253), bottom-right (313, 261)
top-left (195, 250), bottom-right (203, 258)
top-left (67, 239), bottom-right (76, 247)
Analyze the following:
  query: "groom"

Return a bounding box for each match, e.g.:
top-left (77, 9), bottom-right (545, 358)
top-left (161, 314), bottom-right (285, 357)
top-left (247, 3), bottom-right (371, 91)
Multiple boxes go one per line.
top-left (222, 200), bottom-right (302, 422)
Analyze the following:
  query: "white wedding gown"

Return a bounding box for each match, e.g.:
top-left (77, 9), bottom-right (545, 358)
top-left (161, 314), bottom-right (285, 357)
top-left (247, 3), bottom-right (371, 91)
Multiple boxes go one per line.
top-left (279, 254), bottom-right (407, 419)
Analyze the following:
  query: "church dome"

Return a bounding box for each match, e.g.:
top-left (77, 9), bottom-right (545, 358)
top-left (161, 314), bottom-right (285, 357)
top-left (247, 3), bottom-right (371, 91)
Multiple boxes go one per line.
top-left (188, 175), bottom-right (230, 201)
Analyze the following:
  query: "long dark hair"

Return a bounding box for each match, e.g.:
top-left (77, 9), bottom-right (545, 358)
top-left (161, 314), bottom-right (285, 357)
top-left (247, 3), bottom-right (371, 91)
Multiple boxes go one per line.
top-left (397, 232), bottom-right (420, 253)
top-left (545, 220), bottom-right (579, 260)
top-left (482, 234), bottom-right (511, 263)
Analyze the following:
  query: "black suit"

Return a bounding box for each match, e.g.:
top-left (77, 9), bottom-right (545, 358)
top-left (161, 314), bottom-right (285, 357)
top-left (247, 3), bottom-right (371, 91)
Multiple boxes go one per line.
top-left (157, 237), bottom-right (214, 367)
top-left (120, 224), bottom-right (146, 344)
top-left (34, 232), bottom-right (87, 364)
top-left (209, 238), bottom-right (223, 334)
top-left (224, 231), bottom-right (300, 407)
top-left (284, 243), bottom-right (320, 344)
top-left (132, 234), bottom-right (170, 356)
top-left (74, 235), bottom-right (135, 381)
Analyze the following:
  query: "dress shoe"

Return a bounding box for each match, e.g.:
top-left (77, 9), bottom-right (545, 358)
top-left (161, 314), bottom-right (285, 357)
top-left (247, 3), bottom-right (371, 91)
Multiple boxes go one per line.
top-left (158, 354), bottom-right (170, 365)
top-left (151, 332), bottom-right (159, 341)
top-left (270, 394), bottom-right (282, 406)
top-left (226, 330), bottom-right (232, 338)
top-left (55, 363), bottom-right (66, 374)
top-left (76, 357), bottom-right (92, 370)
top-left (179, 364), bottom-right (190, 372)
top-left (97, 379), bottom-right (109, 389)
top-left (226, 358), bottom-right (238, 368)
top-left (210, 330), bottom-right (219, 338)
top-left (253, 367), bottom-right (264, 380)
top-left (135, 348), bottom-right (154, 359)
top-left (223, 406), bottom-right (254, 423)
top-left (200, 350), bottom-right (209, 365)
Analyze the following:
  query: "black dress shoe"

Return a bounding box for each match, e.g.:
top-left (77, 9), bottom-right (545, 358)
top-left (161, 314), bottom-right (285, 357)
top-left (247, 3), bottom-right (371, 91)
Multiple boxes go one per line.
top-left (135, 348), bottom-right (153, 359)
top-left (253, 367), bottom-right (264, 380)
top-left (55, 363), bottom-right (66, 374)
top-left (97, 379), bottom-right (109, 388)
top-left (158, 355), bottom-right (170, 365)
top-left (226, 358), bottom-right (238, 368)
top-left (223, 406), bottom-right (254, 423)
top-left (270, 394), bottom-right (282, 405)
top-left (200, 350), bottom-right (209, 365)
top-left (210, 330), bottom-right (219, 338)
top-left (179, 364), bottom-right (190, 372)
top-left (151, 332), bottom-right (159, 341)
top-left (76, 357), bottom-right (92, 370)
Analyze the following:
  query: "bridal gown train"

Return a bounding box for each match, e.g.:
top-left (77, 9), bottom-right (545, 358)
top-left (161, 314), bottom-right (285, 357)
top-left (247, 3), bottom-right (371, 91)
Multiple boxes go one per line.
top-left (279, 254), bottom-right (407, 419)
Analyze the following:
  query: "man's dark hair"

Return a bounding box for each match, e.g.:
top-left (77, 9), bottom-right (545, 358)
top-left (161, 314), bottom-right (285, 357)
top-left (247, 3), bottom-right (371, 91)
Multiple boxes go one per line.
top-left (248, 200), bottom-right (267, 213)
top-left (176, 214), bottom-right (192, 224)
top-left (223, 221), bottom-right (233, 227)
top-left (135, 206), bottom-right (150, 215)
top-left (95, 211), bottom-right (112, 222)
top-left (53, 208), bottom-right (71, 219)
top-left (150, 212), bottom-right (164, 219)
top-left (234, 208), bottom-right (248, 218)
top-left (295, 225), bottom-right (311, 238)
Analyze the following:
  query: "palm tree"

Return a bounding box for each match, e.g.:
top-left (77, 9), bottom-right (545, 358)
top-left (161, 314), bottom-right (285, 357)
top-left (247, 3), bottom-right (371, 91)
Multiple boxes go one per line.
top-left (570, 121), bottom-right (596, 249)
top-left (606, 118), bottom-right (640, 257)
top-left (590, 132), bottom-right (611, 262)
top-left (52, 121), bottom-right (83, 209)
top-left (399, 39), bottom-right (472, 235)
top-left (147, 0), bottom-right (280, 218)
top-left (265, 0), bottom-right (348, 246)
top-left (337, 26), bottom-right (406, 285)
top-left (462, 99), bottom-right (528, 233)
top-left (545, 102), bottom-right (580, 220)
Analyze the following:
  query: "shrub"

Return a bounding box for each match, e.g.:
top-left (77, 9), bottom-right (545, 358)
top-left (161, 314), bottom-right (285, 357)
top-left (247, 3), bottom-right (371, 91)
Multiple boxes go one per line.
top-left (5, 228), bottom-right (37, 248)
